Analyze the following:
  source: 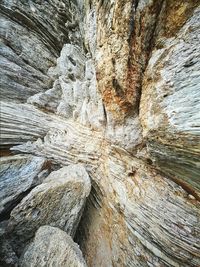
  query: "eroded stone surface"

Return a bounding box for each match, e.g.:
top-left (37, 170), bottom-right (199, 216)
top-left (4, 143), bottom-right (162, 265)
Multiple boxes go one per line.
top-left (0, 154), bottom-right (46, 218)
top-left (0, 0), bottom-right (200, 266)
top-left (76, 147), bottom-right (200, 267)
top-left (20, 225), bottom-right (87, 267)
top-left (0, 101), bottom-right (53, 148)
top-left (0, 0), bottom-right (82, 102)
top-left (140, 6), bottom-right (200, 196)
top-left (7, 164), bottom-right (91, 254)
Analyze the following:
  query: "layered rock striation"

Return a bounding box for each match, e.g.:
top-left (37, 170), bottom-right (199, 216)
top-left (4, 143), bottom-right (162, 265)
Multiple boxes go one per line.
top-left (0, 0), bottom-right (200, 266)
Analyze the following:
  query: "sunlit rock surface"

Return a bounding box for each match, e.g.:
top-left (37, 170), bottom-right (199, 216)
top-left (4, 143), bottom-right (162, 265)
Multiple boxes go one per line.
top-left (0, 0), bottom-right (200, 266)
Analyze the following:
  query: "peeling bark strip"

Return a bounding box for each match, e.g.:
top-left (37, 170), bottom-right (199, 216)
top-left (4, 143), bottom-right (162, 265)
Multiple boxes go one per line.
top-left (0, 0), bottom-right (200, 267)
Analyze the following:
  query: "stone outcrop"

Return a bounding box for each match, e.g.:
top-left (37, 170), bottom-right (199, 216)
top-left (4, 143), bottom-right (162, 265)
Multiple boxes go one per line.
top-left (0, 0), bottom-right (200, 267)
top-left (76, 151), bottom-right (200, 267)
top-left (0, 0), bottom-right (82, 102)
top-left (0, 101), bottom-right (53, 148)
top-left (0, 154), bottom-right (47, 218)
top-left (7, 164), bottom-right (91, 254)
top-left (140, 7), bottom-right (200, 196)
top-left (20, 225), bottom-right (87, 267)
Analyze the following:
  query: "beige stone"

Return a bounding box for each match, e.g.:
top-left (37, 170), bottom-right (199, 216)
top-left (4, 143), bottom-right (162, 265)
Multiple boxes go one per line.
top-left (20, 226), bottom-right (87, 267)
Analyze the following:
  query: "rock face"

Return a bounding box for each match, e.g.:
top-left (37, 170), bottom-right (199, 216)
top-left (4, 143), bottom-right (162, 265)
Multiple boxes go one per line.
top-left (20, 225), bottom-right (87, 267)
top-left (0, 0), bottom-right (82, 102)
top-left (7, 164), bottom-right (91, 254)
top-left (0, 0), bottom-right (200, 267)
top-left (0, 154), bottom-right (47, 218)
top-left (76, 153), bottom-right (200, 267)
top-left (140, 7), bottom-right (200, 196)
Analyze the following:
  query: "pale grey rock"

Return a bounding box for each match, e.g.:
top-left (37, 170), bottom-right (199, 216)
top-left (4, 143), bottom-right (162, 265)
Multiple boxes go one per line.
top-left (55, 44), bottom-right (106, 129)
top-left (141, 7), bottom-right (200, 136)
top-left (0, 101), bottom-right (53, 148)
top-left (0, 18), bottom-right (54, 102)
top-left (1, 0), bottom-right (200, 266)
top-left (0, 101), bottom-right (82, 151)
top-left (0, 154), bottom-right (46, 217)
top-left (0, 0), bottom-right (82, 103)
top-left (84, 7), bottom-right (97, 57)
top-left (105, 116), bottom-right (143, 152)
top-left (12, 119), bottom-right (104, 168)
top-left (11, 121), bottom-right (200, 266)
top-left (56, 44), bottom-right (85, 80)
top-left (140, 6), bottom-right (200, 195)
top-left (27, 42), bottom-right (106, 129)
top-left (27, 80), bottom-right (62, 113)
top-left (7, 164), bottom-right (91, 254)
top-left (20, 225), bottom-right (87, 267)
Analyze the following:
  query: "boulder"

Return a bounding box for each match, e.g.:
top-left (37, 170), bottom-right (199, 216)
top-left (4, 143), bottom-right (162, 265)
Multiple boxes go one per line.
top-left (20, 225), bottom-right (87, 267)
top-left (0, 154), bottom-right (46, 218)
top-left (7, 164), bottom-right (91, 254)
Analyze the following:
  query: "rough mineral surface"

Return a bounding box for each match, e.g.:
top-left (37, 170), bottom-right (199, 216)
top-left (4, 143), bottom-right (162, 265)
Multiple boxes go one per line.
top-left (140, 8), bottom-right (200, 195)
top-left (0, 0), bottom-right (82, 102)
top-left (20, 225), bottom-right (87, 267)
top-left (0, 238), bottom-right (18, 267)
top-left (7, 164), bottom-right (91, 254)
top-left (0, 154), bottom-right (46, 218)
top-left (0, 0), bottom-right (200, 266)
